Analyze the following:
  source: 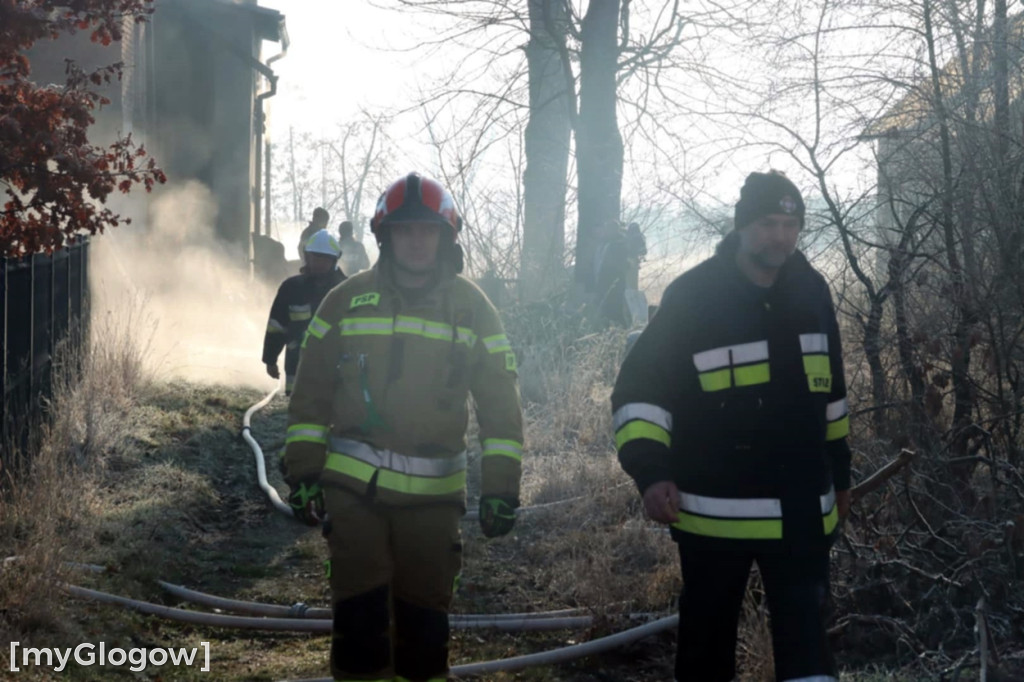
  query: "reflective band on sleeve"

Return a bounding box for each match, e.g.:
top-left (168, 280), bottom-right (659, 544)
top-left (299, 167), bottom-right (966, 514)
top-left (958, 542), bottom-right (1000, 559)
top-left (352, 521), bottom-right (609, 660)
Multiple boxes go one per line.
top-left (288, 304), bottom-right (312, 321)
top-left (483, 334), bottom-right (512, 354)
top-left (307, 316), bottom-right (331, 340)
top-left (612, 403), bottom-right (672, 432)
top-left (672, 513), bottom-right (783, 539)
top-left (698, 368), bottom-right (732, 392)
top-left (826, 415), bottom-right (850, 441)
top-left (341, 317), bottom-right (395, 336)
top-left (822, 506), bottom-right (839, 534)
top-left (733, 362), bottom-right (770, 387)
top-left (267, 318), bottom-right (286, 334)
top-left (679, 492), bottom-right (782, 519)
top-left (285, 374), bottom-right (295, 393)
top-left (482, 438), bottom-right (523, 461)
top-left (803, 355), bottom-right (830, 375)
top-left (820, 487), bottom-right (836, 514)
top-left (826, 398), bottom-right (848, 421)
top-left (799, 333), bottom-right (829, 354)
top-left (615, 420), bottom-right (671, 449)
top-left (286, 423), bottom-right (328, 445)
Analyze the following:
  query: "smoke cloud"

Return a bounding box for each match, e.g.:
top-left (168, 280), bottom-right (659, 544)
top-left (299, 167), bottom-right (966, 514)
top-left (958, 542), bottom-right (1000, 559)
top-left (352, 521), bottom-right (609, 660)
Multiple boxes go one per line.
top-left (90, 181), bottom-right (277, 390)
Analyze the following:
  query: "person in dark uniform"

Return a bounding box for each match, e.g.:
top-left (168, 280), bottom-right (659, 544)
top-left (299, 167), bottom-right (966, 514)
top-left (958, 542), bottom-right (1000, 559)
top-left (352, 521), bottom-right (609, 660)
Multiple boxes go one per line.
top-left (612, 170), bottom-right (852, 682)
top-left (263, 229), bottom-right (345, 394)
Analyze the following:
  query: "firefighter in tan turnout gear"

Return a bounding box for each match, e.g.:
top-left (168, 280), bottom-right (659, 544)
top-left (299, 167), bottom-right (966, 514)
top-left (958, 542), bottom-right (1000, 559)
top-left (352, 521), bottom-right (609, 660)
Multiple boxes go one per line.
top-left (282, 172), bottom-right (524, 682)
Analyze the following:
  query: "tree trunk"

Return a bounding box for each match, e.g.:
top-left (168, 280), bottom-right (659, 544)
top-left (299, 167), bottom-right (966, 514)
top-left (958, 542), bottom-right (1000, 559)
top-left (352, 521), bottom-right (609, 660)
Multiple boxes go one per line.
top-left (574, 0), bottom-right (623, 293)
top-left (522, 0), bottom-right (572, 303)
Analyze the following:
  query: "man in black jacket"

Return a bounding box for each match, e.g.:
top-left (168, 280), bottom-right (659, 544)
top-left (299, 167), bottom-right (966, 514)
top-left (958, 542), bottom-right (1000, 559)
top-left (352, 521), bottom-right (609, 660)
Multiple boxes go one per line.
top-left (612, 170), bottom-right (851, 682)
top-left (263, 229), bottom-right (346, 395)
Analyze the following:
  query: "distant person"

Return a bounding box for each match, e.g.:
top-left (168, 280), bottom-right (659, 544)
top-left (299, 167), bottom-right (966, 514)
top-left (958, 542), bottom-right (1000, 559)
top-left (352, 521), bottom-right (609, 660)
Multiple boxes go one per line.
top-left (612, 170), bottom-right (852, 682)
top-left (337, 220), bottom-right (370, 275)
top-left (625, 221), bottom-right (647, 289)
top-left (263, 230), bottom-right (345, 395)
top-left (299, 207), bottom-right (330, 266)
top-left (593, 219), bottom-right (630, 327)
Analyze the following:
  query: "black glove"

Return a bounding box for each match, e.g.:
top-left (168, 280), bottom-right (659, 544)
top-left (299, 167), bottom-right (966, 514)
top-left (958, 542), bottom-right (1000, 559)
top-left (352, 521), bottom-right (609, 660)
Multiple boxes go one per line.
top-left (266, 362), bottom-right (280, 379)
top-left (479, 495), bottom-right (518, 538)
top-left (288, 480), bottom-right (324, 526)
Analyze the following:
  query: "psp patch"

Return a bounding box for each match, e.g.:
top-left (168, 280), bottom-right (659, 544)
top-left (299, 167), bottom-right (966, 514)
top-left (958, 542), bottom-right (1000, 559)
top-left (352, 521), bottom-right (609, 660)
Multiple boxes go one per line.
top-left (350, 292), bottom-right (381, 309)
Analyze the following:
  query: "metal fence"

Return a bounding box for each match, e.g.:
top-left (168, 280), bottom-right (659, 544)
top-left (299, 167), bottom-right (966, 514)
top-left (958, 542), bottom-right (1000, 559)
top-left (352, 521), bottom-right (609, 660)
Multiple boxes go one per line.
top-left (1, 239), bottom-right (90, 456)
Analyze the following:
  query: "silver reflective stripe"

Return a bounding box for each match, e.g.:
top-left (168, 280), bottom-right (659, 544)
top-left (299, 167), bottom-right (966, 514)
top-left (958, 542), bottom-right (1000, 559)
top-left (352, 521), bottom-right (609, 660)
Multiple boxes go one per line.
top-left (800, 333), bottom-right (829, 354)
top-left (268, 318), bottom-right (286, 332)
top-left (286, 341), bottom-right (300, 350)
top-left (308, 317), bottom-right (331, 337)
top-left (782, 676), bottom-right (838, 682)
top-left (329, 437), bottom-right (467, 478)
top-left (342, 320), bottom-right (393, 333)
top-left (484, 335), bottom-right (511, 352)
top-left (730, 340), bottom-right (769, 365)
top-left (288, 427), bottom-right (326, 440)
top-left (289, 304), bottom-right (311, 314)
top-left (826, 398), bottom-right (848, 421)
top-left (456, 328), bottom-right (477, 347)
top-left (693, 347), bottom-right (730, 371)
top-left (693, 340), bottom-right (768, 371)
top-left (395, 317), bottom-right (451, 338)
top-left (820, 487), bottom-right (836, 514)
top-left (613, 403), bottom-right (673, 431)
top-left (679, 492), bottom-right (782, 519)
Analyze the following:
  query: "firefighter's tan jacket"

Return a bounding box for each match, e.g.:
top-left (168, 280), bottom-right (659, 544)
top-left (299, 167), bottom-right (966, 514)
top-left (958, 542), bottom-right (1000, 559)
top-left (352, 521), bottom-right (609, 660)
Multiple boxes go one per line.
top-left (282, 263), bottom-right (523, 507)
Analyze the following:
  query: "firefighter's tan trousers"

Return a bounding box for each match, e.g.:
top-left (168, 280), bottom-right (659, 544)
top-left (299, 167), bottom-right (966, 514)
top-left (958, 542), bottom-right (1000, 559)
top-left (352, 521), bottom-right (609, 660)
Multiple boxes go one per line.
top-left (323, 487), bottom-right (462, 682)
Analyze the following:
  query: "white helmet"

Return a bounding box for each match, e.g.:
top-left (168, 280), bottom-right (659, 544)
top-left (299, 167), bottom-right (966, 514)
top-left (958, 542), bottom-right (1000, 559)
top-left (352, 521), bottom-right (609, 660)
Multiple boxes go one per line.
top-left (304, 229), bottom-right (342, 258)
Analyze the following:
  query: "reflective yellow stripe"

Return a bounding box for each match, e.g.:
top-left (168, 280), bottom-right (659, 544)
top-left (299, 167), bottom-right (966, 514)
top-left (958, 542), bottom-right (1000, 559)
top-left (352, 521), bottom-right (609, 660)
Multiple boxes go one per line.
top-left (803, 354), bottom-right (830, 375)
top-left (698, 368), bottom-right (731, 392)
top-left (825, 415), bottom-right (850, 441)
top-left (482, 438), bottom-right (523, 461)
top-left (286, 423), bottom-right (328, 445)
top-left (733, 362), bottom-right (770, 387)
top-left (483, 334), bottom-right (512, 353)
top-left (307, 316), bottom-right (331, 339)
top-left (267, 318), bottom-right (286, 334)
top-left (341, 317), bottom-right (394, 336)
top-left (672, 512), bottom-right (783, 539)
top-left (823, 504), bottom-right (839, 534)
top-left (338, 315), bottom-right (476, 347)
top-left (324, 452), bottom-right (466, 496)
top-left (615, 420), bottom-right (670, 449)
top-left (377, 468), bottom-right (466, 496)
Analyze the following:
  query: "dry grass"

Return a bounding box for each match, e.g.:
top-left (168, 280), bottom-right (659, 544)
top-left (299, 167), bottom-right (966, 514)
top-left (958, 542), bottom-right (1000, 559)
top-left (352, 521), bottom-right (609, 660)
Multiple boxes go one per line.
top-left (0, 306), bottom-right (152, 644)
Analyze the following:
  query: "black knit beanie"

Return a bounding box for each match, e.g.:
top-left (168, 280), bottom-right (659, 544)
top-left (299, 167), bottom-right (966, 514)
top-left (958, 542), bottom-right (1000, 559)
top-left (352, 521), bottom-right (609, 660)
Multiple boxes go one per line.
top-left (734, 171), bottom-right (805, 230)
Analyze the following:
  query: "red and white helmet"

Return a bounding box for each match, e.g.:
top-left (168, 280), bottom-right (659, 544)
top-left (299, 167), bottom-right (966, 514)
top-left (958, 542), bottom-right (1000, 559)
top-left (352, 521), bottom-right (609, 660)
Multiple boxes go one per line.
top-left (370, 172), bottom-right (461, 242)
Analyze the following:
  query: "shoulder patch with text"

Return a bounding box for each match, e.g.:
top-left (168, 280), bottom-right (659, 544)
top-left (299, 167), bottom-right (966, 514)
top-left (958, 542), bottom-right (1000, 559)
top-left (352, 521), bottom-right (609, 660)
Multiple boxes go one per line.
top-left (350, 292), bottom-right (381, 309)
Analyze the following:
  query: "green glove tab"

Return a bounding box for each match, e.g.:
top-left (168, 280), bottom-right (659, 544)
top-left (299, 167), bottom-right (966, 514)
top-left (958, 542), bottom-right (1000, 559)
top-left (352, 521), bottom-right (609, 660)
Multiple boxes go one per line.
top-left (288, 480), bottom-right (324, 526)
top-left (479, 495), bottom-right (518, 538)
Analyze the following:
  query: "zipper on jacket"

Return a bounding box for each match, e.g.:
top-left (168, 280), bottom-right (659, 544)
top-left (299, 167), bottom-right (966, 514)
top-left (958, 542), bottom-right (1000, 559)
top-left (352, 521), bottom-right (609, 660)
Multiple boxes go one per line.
top-left (357, 353), bottom-right (388, 431)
